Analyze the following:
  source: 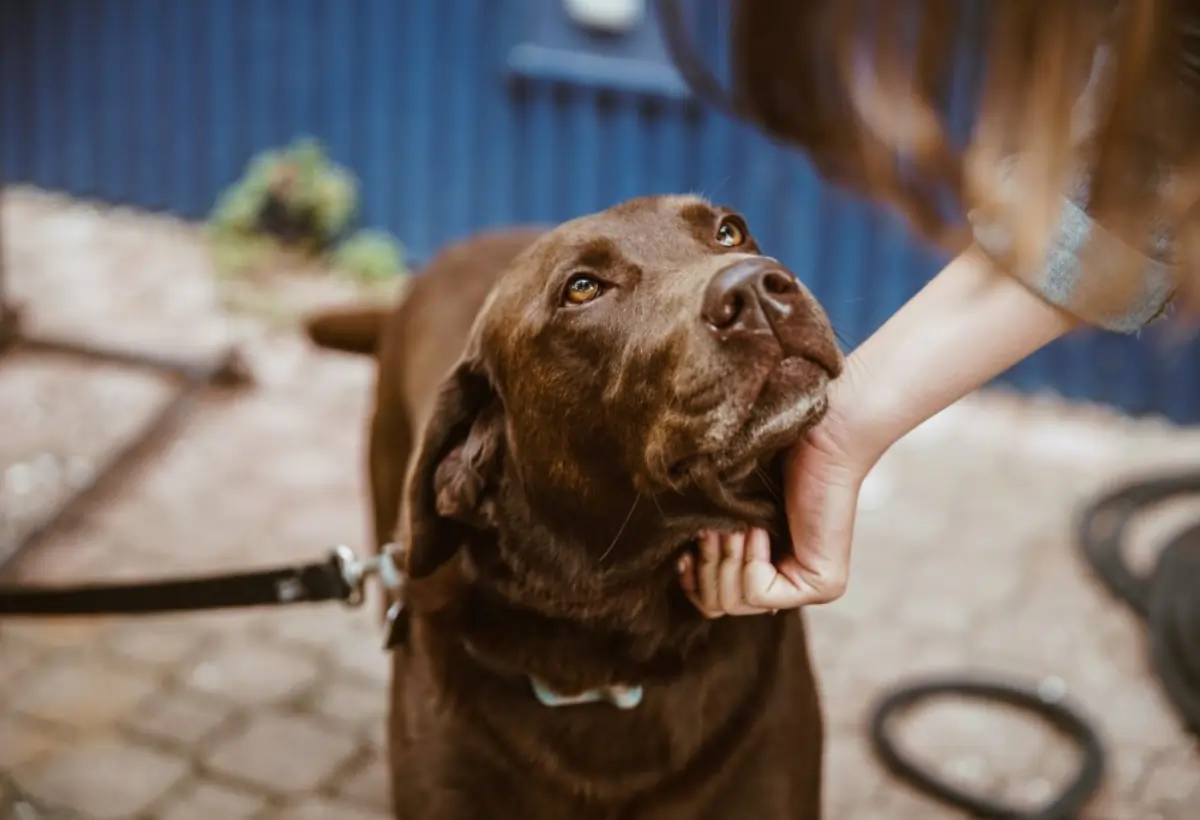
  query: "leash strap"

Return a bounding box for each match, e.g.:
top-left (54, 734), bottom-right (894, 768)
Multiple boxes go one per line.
top-left (0, 558), bottom-right (352, 617)
top-left (0, 544), bottom-right (408, 618)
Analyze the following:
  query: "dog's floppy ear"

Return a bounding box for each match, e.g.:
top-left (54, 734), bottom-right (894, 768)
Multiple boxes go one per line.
top-left (403, 358), bottom-right (505, 580)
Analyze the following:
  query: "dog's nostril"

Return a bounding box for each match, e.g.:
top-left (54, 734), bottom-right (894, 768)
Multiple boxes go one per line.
top-left (703, 258), bottom-right (799, 336)
top-left (713, 294), bottom-right (745, 329)
top-left (762, 271), bottom-right (798, 295)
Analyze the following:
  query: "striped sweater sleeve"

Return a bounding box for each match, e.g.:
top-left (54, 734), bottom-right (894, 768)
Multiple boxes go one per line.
top-left (966, 43), bottom-right (1176, 334)
top-left (969, 166), bottom-right (1176, 334)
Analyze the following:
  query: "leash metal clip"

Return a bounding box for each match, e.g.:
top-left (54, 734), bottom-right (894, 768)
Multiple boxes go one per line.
top-left (330, 543), bottom-right (408, 609)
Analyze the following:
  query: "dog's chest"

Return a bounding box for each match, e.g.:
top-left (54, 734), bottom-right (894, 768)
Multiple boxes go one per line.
top-left (392, 611), bottom-right (819, 818)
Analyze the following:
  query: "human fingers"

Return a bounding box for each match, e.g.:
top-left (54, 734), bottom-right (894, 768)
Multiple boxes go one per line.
top-left (715, 531), bottom-right (767, 615)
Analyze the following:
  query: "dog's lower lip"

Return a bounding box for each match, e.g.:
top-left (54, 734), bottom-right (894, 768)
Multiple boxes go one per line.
top-left (727, 388), bottom-right (829, 464)
top-left (781, 353), bottom-right (837, 380)
top-left (807, 395), bottom-right (831, 428)
top-left (664, 362), bottom-right (830, 484)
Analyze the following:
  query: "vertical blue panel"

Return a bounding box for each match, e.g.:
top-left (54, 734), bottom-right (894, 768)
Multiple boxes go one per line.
top-left (167, 0), bottom-right (197, 212)
top-left (64, 2), bottom-right (95, 196)
top-left (442, 0), bottom-right (479, 240)
top-left (363, 0), bottom-right (397, 234)
top-left (0, 3), bottom-right (35, 184)
top-left (31, 0), bottom-right (60, 191)
top-left (479, 1), bottom-right (518, 229)
top-left (208, 0), bottom-right (235, 205)
top-left (406, 0), bottom-right (436, 252)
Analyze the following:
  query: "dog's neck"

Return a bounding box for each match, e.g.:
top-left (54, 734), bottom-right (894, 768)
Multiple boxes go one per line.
top-left (444, 463), bottom-right (786, 698)
top-left (449, 525), bottom-right (712, 697)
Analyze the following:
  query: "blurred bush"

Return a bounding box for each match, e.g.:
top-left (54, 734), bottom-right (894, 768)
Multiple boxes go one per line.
top-left (205, 136), bottom-right (407, 284)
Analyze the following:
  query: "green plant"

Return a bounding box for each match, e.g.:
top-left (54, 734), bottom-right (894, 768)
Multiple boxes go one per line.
top-left (332, 229), bottom-right (408, 282)
top-left (205, 136), bottom-right (392, 280)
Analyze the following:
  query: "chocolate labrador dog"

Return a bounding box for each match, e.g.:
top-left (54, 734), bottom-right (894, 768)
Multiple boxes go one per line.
top-left (304, 195), bottom-right (842, 819)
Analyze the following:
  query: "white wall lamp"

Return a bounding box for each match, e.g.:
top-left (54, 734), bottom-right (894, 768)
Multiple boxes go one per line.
top-left (564, 0), bottom-right (645, 35)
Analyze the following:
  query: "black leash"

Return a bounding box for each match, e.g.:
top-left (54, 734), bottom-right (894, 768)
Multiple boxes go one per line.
top-left (868, 676), bottom-right (1106, 819)
top-left (1076, 473), bottom-right (1200, 736)
top-left (0, 544), bottom-right (404, 618)
top-left (869, 473), bottom-right (1200, 818)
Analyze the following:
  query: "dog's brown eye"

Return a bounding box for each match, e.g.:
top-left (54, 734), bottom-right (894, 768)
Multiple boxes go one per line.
top-left (716, 218), bottom-right (746, 247)
top-left (564, 275), bottom-right (603, 305)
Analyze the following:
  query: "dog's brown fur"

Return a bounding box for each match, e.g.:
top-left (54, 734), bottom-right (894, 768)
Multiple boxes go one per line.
top-left (304, 196), bottom-right (842, 819)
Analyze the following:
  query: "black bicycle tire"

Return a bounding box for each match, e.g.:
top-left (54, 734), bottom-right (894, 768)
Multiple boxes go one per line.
top-left (1076, 472), bottom-right (1200, 617)
top-left (1145, 524), bottom-right (1200, 738)
top-left (868, 676), bottom-right (1106, 819)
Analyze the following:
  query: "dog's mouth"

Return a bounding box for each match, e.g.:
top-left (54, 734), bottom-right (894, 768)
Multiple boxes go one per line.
top-left (666, 357), bottom-right (832, 487)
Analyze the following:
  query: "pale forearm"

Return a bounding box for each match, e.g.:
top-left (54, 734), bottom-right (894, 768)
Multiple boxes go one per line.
top-left (837, 246), bottom-right (1081, 464)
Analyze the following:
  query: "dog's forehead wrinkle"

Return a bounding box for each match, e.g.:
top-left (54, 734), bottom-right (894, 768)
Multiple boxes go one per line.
top-left (562, 236), bottom-right (621, 270)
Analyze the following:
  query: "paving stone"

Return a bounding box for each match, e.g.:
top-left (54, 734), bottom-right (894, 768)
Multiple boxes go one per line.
top-left (269, 601), bottom-right (380, 654)
top-left (156, 779), bottom-right (268, 820)
top-left (1085, 794), bottom-right (1154, 820)
top-left (1090, 684), bottom-right (1183, 753)
top-left (1083, 748), bottom-right (1158, 815)
top-left (106, 619), bottom-right (212, 669)
top-left (362, 719), bottom-right (388, 753)
top-left (203, 712), bottom-right (360, 795)
top-left (892, 698), bottom-right (1065, 796)
top-left (309, 677), bottom-right (387, 731)
top-left (818, 627), bottom-right (966, 716)
top-left (0, 618), bottom-right (110, 651)
top-left (183, 637), bottom-right (320, 706)
top-left (335, 755), bottom-right (391, 813)
top-left (0, 638), bottom-right (41, 690)
top-left (273, 493), bottom-right (367, 558)
top-left (173, 608), bottom-right (264, 638)
top-left (6, 653), bottom-right (161, 730)
top-left (327, 634), bottom-right (391, 687)
top-left (821, 564), bottom-right (904, 631)
top-left (822, 734), bottom-right (885, 819)
top-left (18, 736), bottom-right (189, 820)
top-left (125, 686), bottom-right (235, 746)
top-left (254, 446), bottom-right (350, 495)
top-left (1159, 800), bottom-right (1199, 820)
top-left (0, 713), bottom-right (60, 769)
top-left (868, 782), bottom-right (965, 820)
top-left (1140, 744), bottom-right (1200, 808)
top-left (890, 584), bottom-right (979, 636)
top-left (272, 797), bottom-right (392, 820)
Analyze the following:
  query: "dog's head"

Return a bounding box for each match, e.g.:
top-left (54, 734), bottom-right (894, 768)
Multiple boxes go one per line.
top-left (404, 195), bottom-right (841, 612)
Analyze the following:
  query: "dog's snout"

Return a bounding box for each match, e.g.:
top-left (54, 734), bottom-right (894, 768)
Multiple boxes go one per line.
top-left (702, 257), bottom-right (800, 339)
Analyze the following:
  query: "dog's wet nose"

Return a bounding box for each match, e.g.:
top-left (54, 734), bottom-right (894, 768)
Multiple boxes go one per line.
top-left (702, 257), bottom-right (800, 340)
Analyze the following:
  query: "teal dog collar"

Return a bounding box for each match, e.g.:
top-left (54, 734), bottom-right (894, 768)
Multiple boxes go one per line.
top-left (530, 678), bottom-right (644, 710)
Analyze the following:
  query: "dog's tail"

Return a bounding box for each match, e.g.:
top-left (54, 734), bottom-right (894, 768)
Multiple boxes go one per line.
top-left (303, 306), bottom-right (389, 356)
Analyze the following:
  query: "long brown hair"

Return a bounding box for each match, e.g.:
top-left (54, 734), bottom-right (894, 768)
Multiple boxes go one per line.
top-left (662, 1), bottom-right (1200, 316)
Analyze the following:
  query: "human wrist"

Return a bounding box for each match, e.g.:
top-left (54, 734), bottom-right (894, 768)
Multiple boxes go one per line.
top-left (826, 246), bottom-right (1079, 467)
top-left (821, 357), bottom-right (899, 476)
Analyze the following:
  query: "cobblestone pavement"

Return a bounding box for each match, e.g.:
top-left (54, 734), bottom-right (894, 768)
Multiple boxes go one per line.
top-left (1, 188), bottom-right (1198, 819)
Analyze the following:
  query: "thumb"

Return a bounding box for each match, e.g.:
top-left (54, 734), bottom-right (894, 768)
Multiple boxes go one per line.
top-left (779, 448), bottom-right (863, 604)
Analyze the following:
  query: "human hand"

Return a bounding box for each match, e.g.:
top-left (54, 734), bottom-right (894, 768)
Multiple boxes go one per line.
top-left (677, 394), bottom-right (873, 616)
top-left (676, 245), bottom-right (1081, 617)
